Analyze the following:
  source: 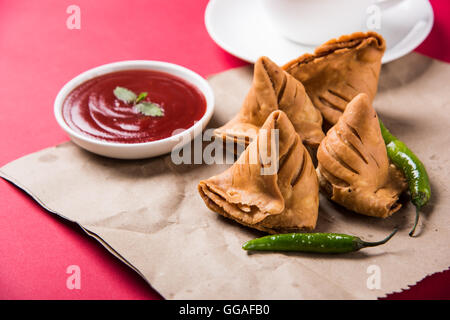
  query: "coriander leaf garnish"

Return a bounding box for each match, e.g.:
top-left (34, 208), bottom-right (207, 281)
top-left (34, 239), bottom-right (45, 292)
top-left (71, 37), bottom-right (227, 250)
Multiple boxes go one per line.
top-left (114, 86), bottom-right (137, 104)
top-left (135, 92), bottom-right (148, 103)
top-left (113, 87), bottom-right (163, 118)
top-left (135, 102), bottom-right (164, 117)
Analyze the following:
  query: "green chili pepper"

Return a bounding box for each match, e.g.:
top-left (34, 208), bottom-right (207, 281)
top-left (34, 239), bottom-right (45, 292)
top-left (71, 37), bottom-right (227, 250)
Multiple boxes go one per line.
top-left (242, 229), bottom-right (397, 253)
top-left (379, 120), bottom-right (431, 237)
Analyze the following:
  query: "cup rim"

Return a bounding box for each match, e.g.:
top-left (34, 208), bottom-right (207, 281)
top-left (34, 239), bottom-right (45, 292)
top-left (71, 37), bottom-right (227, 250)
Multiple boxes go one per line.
top-left (54, 60), bottom-right (215, 149)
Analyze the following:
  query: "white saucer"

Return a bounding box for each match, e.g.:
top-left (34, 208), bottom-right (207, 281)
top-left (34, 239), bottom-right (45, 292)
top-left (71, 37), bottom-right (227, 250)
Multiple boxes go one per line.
top-left (205, 0), bottom-right (434, 65)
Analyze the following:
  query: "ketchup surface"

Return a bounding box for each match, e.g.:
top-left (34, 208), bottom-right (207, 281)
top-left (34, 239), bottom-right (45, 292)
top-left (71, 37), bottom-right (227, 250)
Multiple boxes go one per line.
top-left (62, 69), bottom-right (206, 143)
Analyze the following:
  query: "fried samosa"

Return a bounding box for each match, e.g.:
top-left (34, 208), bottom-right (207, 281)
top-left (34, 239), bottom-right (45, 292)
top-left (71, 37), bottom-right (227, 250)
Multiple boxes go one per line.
top-left (214, 56), bottom-right (324, 149)
top-left (317, 93), bottom-right (407, 218)
top-left (199, 110), bottom-right (319, 233)
top-left (283, 32), bottom-right (386, 126)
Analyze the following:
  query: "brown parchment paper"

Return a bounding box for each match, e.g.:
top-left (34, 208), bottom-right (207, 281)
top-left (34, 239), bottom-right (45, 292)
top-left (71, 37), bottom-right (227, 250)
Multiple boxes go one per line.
top-left (1, 53), bottom-right (450, 299)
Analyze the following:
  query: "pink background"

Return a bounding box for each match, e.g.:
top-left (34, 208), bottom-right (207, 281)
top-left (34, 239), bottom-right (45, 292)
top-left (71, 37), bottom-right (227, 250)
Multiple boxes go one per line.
top-left (0, 0), bottom-right (449, 300)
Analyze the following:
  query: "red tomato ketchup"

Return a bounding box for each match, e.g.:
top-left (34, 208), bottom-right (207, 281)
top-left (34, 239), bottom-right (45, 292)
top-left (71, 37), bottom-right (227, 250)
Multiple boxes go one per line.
top-left (62, 70), bottom-right (206, 143)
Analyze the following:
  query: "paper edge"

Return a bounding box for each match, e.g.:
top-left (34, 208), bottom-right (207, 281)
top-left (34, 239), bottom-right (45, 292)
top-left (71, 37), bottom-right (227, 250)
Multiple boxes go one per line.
top-left (0, 168), bottom-right (164, 300)
top-left (378, 266), bottom-right (450, 299)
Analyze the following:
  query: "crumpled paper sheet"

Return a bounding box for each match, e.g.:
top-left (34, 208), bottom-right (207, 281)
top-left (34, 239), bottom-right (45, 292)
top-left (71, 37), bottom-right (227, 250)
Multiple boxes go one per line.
top-left (1, 53), bottom-right (449, 299)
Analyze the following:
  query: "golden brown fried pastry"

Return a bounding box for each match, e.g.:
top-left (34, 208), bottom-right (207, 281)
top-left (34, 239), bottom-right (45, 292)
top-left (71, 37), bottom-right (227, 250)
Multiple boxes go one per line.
top-left (317, 93), bottom-right (407, 218)
top-left (214, 56), bottom-right (324, 149)
top-left (199, 110), bottom-right (319, 233)
top-left (283, 32), bottom-right (386, 125)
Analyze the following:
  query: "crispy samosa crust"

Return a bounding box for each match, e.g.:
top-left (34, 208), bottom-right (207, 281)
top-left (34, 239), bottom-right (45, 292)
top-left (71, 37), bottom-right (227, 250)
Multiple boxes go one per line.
top-left (283, 32), bottom-right (386, 125)
top-left (317, 93), bottom-right (407, 218)
top-left (200, 110), bottom-right (319, 233)
top-left (214, 56), bottom-right (324, 149)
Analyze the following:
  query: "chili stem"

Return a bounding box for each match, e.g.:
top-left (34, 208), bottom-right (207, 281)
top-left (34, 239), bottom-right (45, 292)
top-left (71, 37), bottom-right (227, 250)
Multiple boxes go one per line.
top-left (409, 207), bottom-right (420, 237)
top-left (359, 228), bottom-right (398, 247)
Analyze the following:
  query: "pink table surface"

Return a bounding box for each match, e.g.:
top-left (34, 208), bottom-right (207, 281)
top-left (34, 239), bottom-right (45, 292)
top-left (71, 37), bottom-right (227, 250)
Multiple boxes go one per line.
top-left (0, 0), bottom-right (449, 300)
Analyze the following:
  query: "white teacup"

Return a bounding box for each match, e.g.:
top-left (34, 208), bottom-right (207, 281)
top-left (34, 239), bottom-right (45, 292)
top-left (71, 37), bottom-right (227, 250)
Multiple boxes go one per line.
top-left (262, 0), bottom-right (409, 45)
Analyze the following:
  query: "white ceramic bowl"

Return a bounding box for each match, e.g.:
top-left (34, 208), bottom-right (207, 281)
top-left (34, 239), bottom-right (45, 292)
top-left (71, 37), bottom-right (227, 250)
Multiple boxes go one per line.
top-left (54, 60), bottom-right (215, 159)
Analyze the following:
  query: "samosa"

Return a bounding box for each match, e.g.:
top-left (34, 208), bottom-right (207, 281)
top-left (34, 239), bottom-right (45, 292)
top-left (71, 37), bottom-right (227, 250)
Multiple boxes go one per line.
top-left (200, 110), bottom-right (319, 233)
top-left (284, 32), bottom-right (386, 125)
top-left (316, 93), bottom-right (407, 218)
top-left (214, 56), bottom-right (324, 149)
